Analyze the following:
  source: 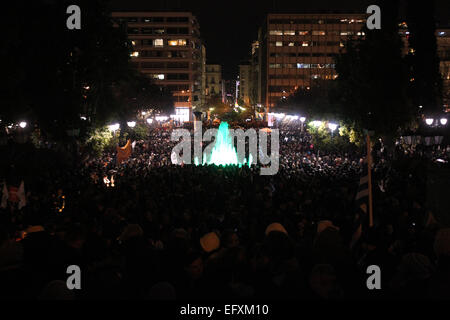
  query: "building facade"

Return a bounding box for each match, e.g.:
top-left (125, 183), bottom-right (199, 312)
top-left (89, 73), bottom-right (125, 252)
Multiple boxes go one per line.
top-left (205, 64), bottom-right (222, 99)
top-left (111, 11), bottom-right (205, 121)
top-left (238, 64), bottom-right (251, 105)
top-left (258, 13), bottom-right (366, 112)
top-left (399, 24), bottom-right (450, 112)
top-left (436, 29), bottom-right (450, 112)
top-left (250, 40), bottom-right (261, 108)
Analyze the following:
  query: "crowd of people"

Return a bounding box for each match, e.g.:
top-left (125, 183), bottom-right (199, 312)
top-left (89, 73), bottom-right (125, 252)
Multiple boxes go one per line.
top-left (0, 123), bottom-right (449, 300)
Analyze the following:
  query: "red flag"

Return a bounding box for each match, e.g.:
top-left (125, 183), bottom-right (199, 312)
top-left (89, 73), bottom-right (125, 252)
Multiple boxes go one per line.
top-left (117, 140), bottom-right (132, 164)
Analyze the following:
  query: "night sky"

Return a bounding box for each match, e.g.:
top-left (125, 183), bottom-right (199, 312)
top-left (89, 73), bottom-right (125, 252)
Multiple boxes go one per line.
top-left (110, 0), bottom-right (450, 80)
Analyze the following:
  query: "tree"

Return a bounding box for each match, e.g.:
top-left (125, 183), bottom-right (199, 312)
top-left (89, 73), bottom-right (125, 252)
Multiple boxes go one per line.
top-left (111, 70), bottom-right (174, 138)
top-left (405, 0), bottom-right (443, 115)
top-left (1, 1), bottom-right (134, 140)
top-left (275, 80), bottom-right (337, 119)
top-left (332, 0), bottom-right (414, 140)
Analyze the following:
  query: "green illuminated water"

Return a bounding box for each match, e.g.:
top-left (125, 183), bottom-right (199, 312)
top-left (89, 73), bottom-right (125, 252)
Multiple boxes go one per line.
top-left (198, 121), bottom-right (251, 167)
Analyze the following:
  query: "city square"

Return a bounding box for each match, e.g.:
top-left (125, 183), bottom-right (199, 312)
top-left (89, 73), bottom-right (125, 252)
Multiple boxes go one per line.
top-left (0, 0), bottom-right (450, 307)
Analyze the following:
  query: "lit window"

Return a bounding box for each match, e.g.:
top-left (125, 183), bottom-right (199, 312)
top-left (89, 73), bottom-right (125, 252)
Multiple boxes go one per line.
top-left (168, 39), bottom-right (187, 46)
top-left (312, 31), bottom-right (326, 36)
top-left (152, 74), bottom-right (164, 80)
top-left (130, 51), bottom-right (139, 57)
top-left (275, 41), bottom-right (283, 47)
top-left (301, 41), bottom-right (309, 47)
top-left (339, 42), bottom-right (345, 47)
top-left (270, 30), bottom-right (283, 36)
top-left (131, 40), bottom-right (136, 46)
top-left (357, 32), bottom-right (365, 36)
top-left (288, 42), bottom-right (294, 46)
top-left (284, 30), bottom-right (295, 35)
top-left (298, 31), bottom-right (309, 35)
top-left (340, 31), bottom-right (354, 36)
top-left (297, 63), bottom-right (310, 69)
top-left (154, 39), bottom-right (164, 47)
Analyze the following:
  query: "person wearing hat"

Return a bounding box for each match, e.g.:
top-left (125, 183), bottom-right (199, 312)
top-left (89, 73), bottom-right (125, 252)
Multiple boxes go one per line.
top-left (316, 220), bottom-right (339, 235)
top-left (265, 222), bottom-right (288, 236)
top-left (199, 232), bottom-right (220, 253)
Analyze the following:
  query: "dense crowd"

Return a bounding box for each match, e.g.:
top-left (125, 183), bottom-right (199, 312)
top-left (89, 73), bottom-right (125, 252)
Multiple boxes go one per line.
top-left (0, 124), bottom-right (449, 300)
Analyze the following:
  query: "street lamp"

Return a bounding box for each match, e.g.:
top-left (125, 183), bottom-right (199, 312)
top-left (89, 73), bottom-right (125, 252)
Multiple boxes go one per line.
top-left (146, 118), bottom-right (153, 124)
top-left (425, 118), bottom-right (434, 126)
top-left (328, 123), bottom-right (338, 132)
top-left (19, 121), bottom-right (27, 128)
top-left (127, 121), bottom-right (136, 128)
top-left (328, 122), bottom-right (338, 137)
top-left (299, 116), bottom-right (306, 132)
top-left (440, 118), bottom-right (448, 126)
top-left (108, 123), bottom-right (120, 131)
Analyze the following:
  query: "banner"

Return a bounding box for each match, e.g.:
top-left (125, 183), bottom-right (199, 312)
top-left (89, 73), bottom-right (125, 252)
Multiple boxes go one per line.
top-left (1, 182), bottom-right (8, 208)
top-left (1, 180), bottom-right (26, 209)
top-left (117, 139), bottom-right (132, 164)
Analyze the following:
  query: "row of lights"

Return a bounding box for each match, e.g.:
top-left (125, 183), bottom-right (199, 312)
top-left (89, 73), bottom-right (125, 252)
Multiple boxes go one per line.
top-left (3, 121), bottom-right (27, 129)
top-left (310, 120), bottom-right (338, 132)
top-left (425, 118), bottom-right (448, 126)
top-left (108, 117), bottom-right (169, 131)
top-left (269, 113), bottom-right (338, 132)
top-left (269, 113), bottom-right (306, 123)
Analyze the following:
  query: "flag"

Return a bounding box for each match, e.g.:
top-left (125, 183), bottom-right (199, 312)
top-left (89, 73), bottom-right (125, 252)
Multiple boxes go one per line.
top-left (1, 182), bottom-right (8, 208)
top-left (350, 161), bottom-right (370, 248)
top-left (355, 160), bottom-right (369, 215)
top-left (351, 133), bottom-right (374, 248)
top-left (116, 139), bottom-right (132, 164)
top-left (17, 180), bottom-right (26, 210)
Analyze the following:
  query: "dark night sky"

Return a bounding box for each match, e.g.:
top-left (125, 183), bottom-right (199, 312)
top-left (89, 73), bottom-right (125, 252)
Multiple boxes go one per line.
top-left (110, 0), bottom-right (450, 80)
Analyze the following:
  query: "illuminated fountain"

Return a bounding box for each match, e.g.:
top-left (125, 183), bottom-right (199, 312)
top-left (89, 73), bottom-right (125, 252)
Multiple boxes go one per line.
top-left (197, 121), bottom-right (250, 167)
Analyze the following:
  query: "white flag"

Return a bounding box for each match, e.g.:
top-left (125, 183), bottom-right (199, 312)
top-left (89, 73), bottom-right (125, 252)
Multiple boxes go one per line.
top-left (1, 182), bottom-right (8, 209)
top-left (171, 151), bottom-right (178, 165)
top-left (17, 180), bottom-right (26, 210)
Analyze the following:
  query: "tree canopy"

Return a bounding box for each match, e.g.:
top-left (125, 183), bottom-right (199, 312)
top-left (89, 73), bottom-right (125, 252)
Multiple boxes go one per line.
top-left (0, 0), bottom-right (172, 140)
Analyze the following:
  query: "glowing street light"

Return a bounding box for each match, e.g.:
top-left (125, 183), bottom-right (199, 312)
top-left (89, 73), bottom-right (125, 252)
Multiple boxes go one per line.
top-left (19, 121), bottom-right (27, 128)
top-left (310, 120), bottom-right (323, 127)
top-left (127, 121), bottom-right (136, 128)
top-left (440, 118), bottom-right (448, 126)
top-left (146, 118), bottom-right (153, 124)
top-left (328, 123), bottom-right (338, 132)
top-left (300, 117), bottom-right (306, 123)
top-left (425, 118), bottom-right (434, 126)
top-left (108, 123), bottom-right (120, 131)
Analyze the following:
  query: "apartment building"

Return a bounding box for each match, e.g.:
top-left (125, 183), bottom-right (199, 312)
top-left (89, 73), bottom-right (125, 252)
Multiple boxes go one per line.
top-left (111, 11), bottom-right (205, 121)
top-left (250, 40), bottom-right (262, 107)
top-left (205, 64), bottom-right (222, 98)
top-left (437, 29), bottom-right (450, 112)
top-left (238, 64), bottom-right (251, 105)
top-left (399, 23), bottom-right (450, 112)
top-left (258, 13), bottom-right (366, 111)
